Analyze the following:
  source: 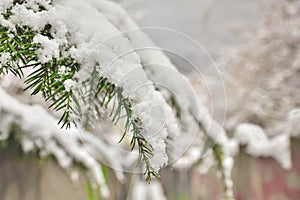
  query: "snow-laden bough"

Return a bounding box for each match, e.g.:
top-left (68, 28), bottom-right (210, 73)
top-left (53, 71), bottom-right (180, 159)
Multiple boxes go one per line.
top-left (0, 0), bottom-right (236, 199)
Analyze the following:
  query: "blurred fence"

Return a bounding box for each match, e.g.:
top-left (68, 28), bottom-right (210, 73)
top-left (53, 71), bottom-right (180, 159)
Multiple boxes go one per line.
top-left (0, 139), bottom-right (299, 200)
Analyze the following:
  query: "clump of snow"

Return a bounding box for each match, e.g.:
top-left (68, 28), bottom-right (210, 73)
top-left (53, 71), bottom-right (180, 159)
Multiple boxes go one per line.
top-left (198, 154), bottom-right (215, 174)
top-left (58, 65), bottom-right (67, 75)
top-left (0, 53), bottom-right (11, 65)
top-left (172, 146), bottom-right (202, 169)
top-left (20, 137), bottom-right (35, 153)
top-left (63, 79), bottom-right (76, 92)
top-left (70, 170), bottom-right (79, 182)
top-left (235, 123), bottom-right (292, 170)
top-left (10, 4), bottom-right (48, 31)
top-left (0, 111), bottom-right (14, 141)
top-left (0, 0), bottom-right (13, 12)
top-left (33, 34), bottom-right (60, 63)
top-left (222, 156), bottom-right (234, 197)
top-left (0, 15), bottom-right (15, 32)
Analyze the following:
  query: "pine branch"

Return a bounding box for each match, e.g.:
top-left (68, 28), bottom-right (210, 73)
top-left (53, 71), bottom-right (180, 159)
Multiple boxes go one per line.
top-left (0, 6), bottom-right (158, 180)
top-left (81, 75), bottom-right (159, 181)
top-left (0, 26), bottom-right (37, 78)
top-left (0, 20), bottom-right (81, 128)
top-left (122, 97), bottom-right (160, 182)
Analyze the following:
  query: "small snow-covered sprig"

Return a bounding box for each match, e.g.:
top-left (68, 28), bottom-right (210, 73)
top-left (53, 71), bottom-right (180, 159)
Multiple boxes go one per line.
top-left (121, 97), bottom-right (160, 181)
top-left (0, 5), bottom-right (81, 129)
top-left (0, 25), bottom-right (37, 78)
top-left (79, 75), bottom-right (160, 181)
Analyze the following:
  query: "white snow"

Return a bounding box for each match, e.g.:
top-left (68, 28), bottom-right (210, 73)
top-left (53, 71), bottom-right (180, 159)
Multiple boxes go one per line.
top-left (63, 79), bottom-right (76, 92)
top-left (0, 15), bottom-right (15, 33)
top-left (2, 1), bottom-right (296, 199)
top-left (0, 86), bottom-right (114, 198)
top-left (70, 170), bottom-right (79, 182)
top-left (10, 4), bottom-right (48, 31)
top-left (53, 0), bottom-right (181, 171)
top-left (172, 147), bottom-right (201, 169)
top-left (0, 53), bottom-right (11, 65)
top-left (20, 137), bottom-right (35, 153)
top-left (0, 0), bottom-right (13, 12)
top-left (73, 1), bottom-right (237, 197)
top-left (130, 180), bottom-right (167, 200)
top-left (198, 154), bottom-right (215, 174)
top-left (33, 34), bottom-right (60, 63)
top-left (235, 123), bottom-right (292, 170)
top-left (1, 0), bottom-right (184, 173)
